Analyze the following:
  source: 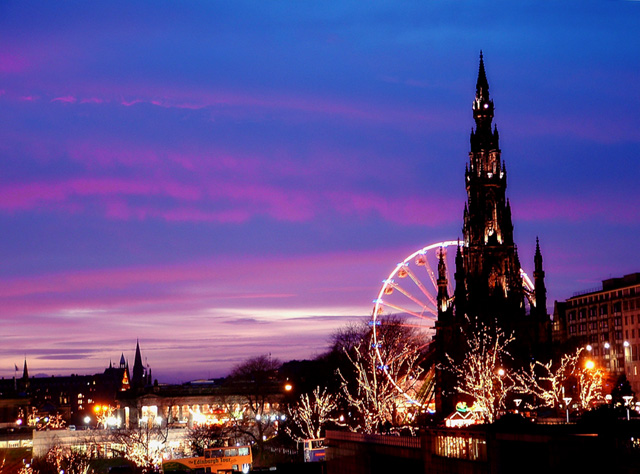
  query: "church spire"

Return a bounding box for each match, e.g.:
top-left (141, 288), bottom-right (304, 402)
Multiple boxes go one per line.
top-left (476, 50), bottom-right (489, 100)
top-left (437, 248), bottom-right (451, 316)
top-left (533, 237), bottom-right (547, 318)
top-left (472, 51), bottom-right (494, 131)
top-left (132, 339), bottom-right (145, 389)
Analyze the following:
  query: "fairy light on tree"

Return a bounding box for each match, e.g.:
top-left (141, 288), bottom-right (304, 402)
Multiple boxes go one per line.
top-left (514, 348), bottom-right (603, 411)
top-left (110, 416), bottom-right (168, 473)
top-left (45, 445), bottom-right (91, 474)
top-left (337, 318), bottom-right (425, 434)
top-left (94, 404), bottom-right (117, 429)
top-left (287, 386), bottom-right (338, 441)
top-left (446, 323), bottom-right (515, 424)
top-left (577, 359), bottom-right (604, 409)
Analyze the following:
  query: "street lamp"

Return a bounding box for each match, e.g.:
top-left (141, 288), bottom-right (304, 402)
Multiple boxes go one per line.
top-left (563, 397), bottom-right (572, 423)
top-left (514, 399), bottom-right (522, 415)
top-left (623, 395), bottom-right (634, 421)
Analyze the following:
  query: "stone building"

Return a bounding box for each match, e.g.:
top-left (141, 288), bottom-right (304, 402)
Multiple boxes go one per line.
top-left (434, 53), bottom-right (551, 413)
top-left (553, 272), bottom-right (640, 392)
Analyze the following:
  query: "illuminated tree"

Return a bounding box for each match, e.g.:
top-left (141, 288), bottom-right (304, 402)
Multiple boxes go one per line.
top-left (93, 404), bottom-right (117, 429)
top-left (287, 386), bottom-right (338, 441)
top-left (45, 445), bottom-right (91, 474)
top-left (110, 416), bottom-right (168, 473)
top-left (187, 423), bottom-right (234, 456)
top-left (577, 363), bottom-right (604, 409)
top-left (514, 348), bottom-right (583, 410)
top-left (514, 348), bottom-right (603, 411)
top-left (446, 323), bottom-right (515, 424)
top-left (337, 318), bottom-right (425, 434)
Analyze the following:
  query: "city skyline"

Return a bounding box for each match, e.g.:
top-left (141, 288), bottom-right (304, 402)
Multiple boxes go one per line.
top-left (1, 1), bottom-right (639, 382)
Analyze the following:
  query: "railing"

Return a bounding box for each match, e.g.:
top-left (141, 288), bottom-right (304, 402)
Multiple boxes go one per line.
top-left (572, 286), bottom-right (602, 298)
top-left (326, 430), bottom-right (421, 449)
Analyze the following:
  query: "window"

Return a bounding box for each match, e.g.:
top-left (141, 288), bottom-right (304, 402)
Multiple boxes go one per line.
top-left (569, 325), bottom-right (577, 334)
top-left (568, 311), bottom-right (576, 321)
top-left (590, 322), bottom-right (598, 330)
top-left (614, 302), bottom-right (622, 313)
top-left (590, 307), bottom-right (597, 318)
top-left (600, 306), bottom-right (608, 316)
top-left (615, 317), bottom-right (623, 328)
top-left (579, 310), bottom-right (586, 320)
top-left (590, 334), bottom-right (598, 343)
top-left (600, 321), bottom-right (609, 329)
top-left (616, 331), bottom-right (623, 341)
top-left (579, 323), bottom-right (587, 333)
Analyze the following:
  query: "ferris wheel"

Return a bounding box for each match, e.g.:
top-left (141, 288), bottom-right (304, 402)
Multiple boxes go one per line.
top-left (370, 240), bottom-right (536, 408)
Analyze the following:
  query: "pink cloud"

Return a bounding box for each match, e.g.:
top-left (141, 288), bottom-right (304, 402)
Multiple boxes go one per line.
top-left (328, 191), bottom-right (460, 226)
top-left (80, 97), bottom-right (105, 104)
top-left (0, 177), bottom-right (202, 211)
top-left (51, 95), bottom-right (77, 104)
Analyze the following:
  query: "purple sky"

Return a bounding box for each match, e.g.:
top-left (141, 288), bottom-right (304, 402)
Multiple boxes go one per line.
top-left (1, 1), bottom-right (639, 383)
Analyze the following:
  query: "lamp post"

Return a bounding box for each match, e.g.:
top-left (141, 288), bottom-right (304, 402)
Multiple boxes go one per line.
top-left (514, 399), bottom-right (522, 414)
top-left (563, 397), bottom-right (572, 423)
top-left (623, 395), bottom-right (634, 421)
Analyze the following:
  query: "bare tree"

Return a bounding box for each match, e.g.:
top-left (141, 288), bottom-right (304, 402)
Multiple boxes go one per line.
top-left (45, 445), bottom-right (91, 474)
top-left (514, 347), bottom-right (603, 411)
top-left (446, 323), bottom-right (515, 424)
top-left (337, 318), bottom-right (425, 433)
top-left (227, 355), bottom-right (283, 452)
top-left (515, 348), bottom-right (583, 410)
top-left (287, 386), bottom-right (338, 441)
top-left (186, 423), bottom-right (234, 456)
top-left (110, 416), bottom-right (169, 473)
top-left (577, 363), bottom-right (604, 409)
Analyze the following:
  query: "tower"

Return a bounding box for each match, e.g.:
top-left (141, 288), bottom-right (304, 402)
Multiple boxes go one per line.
top-left (132, 340), bottom-right (145, 390)
top-left (461, 51), bottom-right (525, 326)
top-left (434, 53), bottom-right (551, 414)
top-left (533, 237), bottom-right (547, 319)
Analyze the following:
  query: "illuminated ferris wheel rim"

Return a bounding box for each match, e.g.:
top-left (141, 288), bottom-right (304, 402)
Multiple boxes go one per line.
top-left (370, 239), bottom-right (536, 407)
top-left (371, 240), bottom-right (461, 407)
top-left (373, 240), bottom-right (461, 306)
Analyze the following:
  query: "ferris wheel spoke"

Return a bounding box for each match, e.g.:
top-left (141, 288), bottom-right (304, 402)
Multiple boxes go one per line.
top-left (372, 240), bottom-right (466, 408)
top-left (387, 281), bottom-right (438, 315)
top-left (403, 265), bottom-right (438, 308)
top-left (422, 257), bottom-right (439, 296)
top-left (377, 300), bottom-right (436, 320)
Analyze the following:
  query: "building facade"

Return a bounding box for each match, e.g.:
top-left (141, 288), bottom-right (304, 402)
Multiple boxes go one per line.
top-left (553, 272), bottom-right (640, 392)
